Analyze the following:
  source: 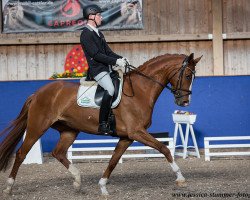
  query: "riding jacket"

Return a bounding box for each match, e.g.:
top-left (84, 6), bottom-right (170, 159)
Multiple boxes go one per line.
top-left (80, 25), bottom-right (122, 79)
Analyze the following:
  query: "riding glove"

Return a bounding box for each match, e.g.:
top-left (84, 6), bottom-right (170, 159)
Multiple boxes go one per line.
top-left (116, 58), bottom-right (127, 67)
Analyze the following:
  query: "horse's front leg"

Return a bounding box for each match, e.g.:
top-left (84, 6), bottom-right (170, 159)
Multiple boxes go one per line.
top-left (99, 137), bottom-right (133, 196)
top-left (128, 129), bottom-right (186, 186)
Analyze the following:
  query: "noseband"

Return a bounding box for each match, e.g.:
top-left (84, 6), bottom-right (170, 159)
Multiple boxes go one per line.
top-left (123, 56), bottom-right (196, 98)
top-left (167, 56), bottom-right (196, 99)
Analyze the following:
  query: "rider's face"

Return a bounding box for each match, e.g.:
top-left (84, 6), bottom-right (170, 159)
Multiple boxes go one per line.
top-left (89, 13), bottom-right (102, 26)
top-left (95, 13), bottom-right (102, 26)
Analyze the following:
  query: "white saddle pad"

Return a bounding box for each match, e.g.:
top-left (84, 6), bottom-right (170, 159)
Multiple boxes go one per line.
top-left (77, 77), bottom-right (123, 109)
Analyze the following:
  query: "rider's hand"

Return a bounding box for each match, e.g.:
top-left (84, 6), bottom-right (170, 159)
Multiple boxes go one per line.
top-left (123, 57), bottom-right (130, 65)
top-left (116, 58), bottom-right (127, 68)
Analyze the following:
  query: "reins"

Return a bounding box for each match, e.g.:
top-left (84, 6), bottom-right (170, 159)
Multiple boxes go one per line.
top-left (123, 56), bottom-right (195, 98)
top-left (122, 64), bottom-right (170, 97)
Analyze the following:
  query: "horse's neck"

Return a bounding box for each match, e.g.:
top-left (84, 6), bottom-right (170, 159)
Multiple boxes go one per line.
top-left (131, 64), bottom-right (168, 108)
top-left (132, 56), bottom-right (183, 107)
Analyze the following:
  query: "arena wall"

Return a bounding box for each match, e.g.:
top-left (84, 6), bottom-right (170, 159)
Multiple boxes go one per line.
top-left (0, 76), bottom-right (249, 152)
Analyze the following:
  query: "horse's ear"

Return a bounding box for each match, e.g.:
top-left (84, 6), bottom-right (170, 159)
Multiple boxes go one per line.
top-left (194, 55), bottom-right (203, 64)
top-left (188, 53), bottom-right (194, 61)
top-left (183, 53), bottom-right (194, 64)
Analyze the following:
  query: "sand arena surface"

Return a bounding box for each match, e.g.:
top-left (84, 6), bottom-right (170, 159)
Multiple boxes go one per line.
top-left (0, 156), bottom-right (249, 200)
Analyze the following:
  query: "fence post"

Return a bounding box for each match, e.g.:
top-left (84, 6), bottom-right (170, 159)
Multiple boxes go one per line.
top-left (204, 139), bottom-right (210, 161)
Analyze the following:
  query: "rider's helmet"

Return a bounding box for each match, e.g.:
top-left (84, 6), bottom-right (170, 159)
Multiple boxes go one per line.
top-left (82, 4), bottom-right (102, 19)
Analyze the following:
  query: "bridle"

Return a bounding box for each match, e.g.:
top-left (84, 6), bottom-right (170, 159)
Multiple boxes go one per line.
top-left (167, 56), bottom-right (196, 99)
top-left (123, 56), bottom-right (196, 99)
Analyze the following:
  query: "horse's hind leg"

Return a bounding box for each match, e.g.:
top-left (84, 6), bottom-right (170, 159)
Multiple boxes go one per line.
top-left (51, 131), bottom-right (81, 191)
top-left (99, 138), bottom-right (133, 195)
top-left (129, 129), bottom-right (186, 186)
top-left (3, 127), bottom-right (48, 194)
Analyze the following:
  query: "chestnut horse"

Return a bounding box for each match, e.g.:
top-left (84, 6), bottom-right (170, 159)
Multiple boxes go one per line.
top-left (0, 53), bottom-right (201, 196)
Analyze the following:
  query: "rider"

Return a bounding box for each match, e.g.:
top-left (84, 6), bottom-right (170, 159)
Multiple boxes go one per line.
top-left (80, 4), bottom-right (129, 134)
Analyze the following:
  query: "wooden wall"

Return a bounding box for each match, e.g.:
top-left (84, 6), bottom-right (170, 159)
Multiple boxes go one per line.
top-left (0, 0), bottom-right (249, 80)
top-left (223, 0), bottom-right (250, 33)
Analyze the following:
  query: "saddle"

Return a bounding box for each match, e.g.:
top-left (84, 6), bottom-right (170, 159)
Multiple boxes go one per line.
top-left (77, 70), bottom-right (123, 109)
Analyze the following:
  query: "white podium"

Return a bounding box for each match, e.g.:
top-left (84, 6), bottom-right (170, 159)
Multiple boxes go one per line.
top-left (172, 113), bottom-right (200, 159)
top-left (23, 132), bottom-right (43, 164)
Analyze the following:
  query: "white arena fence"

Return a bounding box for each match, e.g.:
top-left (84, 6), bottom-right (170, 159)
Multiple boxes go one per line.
top-left (67, 138), bottom-right (174, 163)
top-left (204, 136), bottom-right (250, 161)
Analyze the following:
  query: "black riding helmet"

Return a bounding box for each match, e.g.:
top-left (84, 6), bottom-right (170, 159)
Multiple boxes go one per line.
top-left (82, 4), bottom-right (102, 19)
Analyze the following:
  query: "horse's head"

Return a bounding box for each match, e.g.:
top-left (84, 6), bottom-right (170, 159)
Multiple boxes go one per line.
top-left (168, 53), bottom-right (202, 107)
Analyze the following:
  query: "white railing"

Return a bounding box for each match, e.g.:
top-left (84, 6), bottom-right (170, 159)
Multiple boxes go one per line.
top-left (204, 136), bottom-right (250, 161)
top-left (67, 138), bottom-right (174, 163)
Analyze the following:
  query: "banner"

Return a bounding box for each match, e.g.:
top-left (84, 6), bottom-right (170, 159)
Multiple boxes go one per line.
top-left (2, 0), bottom-right (143, 33)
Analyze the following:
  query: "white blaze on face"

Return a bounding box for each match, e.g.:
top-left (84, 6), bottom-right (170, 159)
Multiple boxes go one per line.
top-left (187, 67), bottom-right (195, 103)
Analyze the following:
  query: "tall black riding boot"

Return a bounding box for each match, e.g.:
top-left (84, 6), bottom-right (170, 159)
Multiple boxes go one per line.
top-left (98, 90), bottom-right (113, 134)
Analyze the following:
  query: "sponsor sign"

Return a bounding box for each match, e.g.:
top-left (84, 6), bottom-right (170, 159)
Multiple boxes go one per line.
top-left (2, 0), bottom-right (143, 33)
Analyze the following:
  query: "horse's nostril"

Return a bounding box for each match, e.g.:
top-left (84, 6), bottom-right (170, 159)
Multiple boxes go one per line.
top-left (182, 101), bottom-right (189, 107)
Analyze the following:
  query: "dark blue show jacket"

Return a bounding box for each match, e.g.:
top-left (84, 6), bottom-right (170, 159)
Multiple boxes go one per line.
top-left (80, 25), bottom-right (122, 78)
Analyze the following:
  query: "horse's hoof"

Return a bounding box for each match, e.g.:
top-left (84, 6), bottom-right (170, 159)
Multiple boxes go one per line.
top-left (73, 181), bottom-right (81, 191)
top-left (102, 191), bottom-right (109, 197)
top-left (100, 188), bottom-right (109, 196)
top-left (101, 195), bottom-right (109, 200)
top-left (3, 188), bottom-right (12, 195)
top-left (176, 179), bottom-right (187, 187)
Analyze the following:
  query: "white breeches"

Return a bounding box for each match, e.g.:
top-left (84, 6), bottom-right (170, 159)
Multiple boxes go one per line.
top-left (94, 72), bottom-right (115, 96)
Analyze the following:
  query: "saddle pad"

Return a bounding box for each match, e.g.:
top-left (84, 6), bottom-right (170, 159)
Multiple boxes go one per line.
top-left (77, 78), bottom-right (123, 109)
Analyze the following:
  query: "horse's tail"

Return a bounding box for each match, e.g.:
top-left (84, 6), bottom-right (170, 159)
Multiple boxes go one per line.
top-left (0, 95), bottom-right (33, 172)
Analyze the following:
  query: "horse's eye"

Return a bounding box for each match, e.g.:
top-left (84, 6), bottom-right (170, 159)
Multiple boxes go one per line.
top-left (186, 75), bottom-right (192, 80)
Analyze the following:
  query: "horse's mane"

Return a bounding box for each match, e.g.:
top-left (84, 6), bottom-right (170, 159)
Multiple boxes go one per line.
top-left (126, 53), bottom-right (186, 75)
top-left (141, 53), bottom-right (186, 67)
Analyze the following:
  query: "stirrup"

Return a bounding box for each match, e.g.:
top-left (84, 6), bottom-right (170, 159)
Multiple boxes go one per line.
top-left (98, 122), bottom-right (112, 135)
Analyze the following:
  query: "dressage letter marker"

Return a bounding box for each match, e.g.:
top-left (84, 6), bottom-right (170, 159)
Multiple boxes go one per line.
top-left (23, 131), bottom-right (43, 164)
